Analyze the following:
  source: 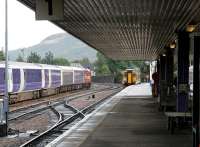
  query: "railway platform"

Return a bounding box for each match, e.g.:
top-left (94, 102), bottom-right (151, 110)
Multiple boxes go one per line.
top-left (47, 83), bottom-right (191, 147)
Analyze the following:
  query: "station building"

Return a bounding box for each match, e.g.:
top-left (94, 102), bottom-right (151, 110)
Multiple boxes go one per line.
top-left (4, 0), bottom-right (200, 147)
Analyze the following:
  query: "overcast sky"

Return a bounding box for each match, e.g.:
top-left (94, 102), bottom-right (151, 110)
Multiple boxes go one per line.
top-left (0, 0), bottom-right (65, 50)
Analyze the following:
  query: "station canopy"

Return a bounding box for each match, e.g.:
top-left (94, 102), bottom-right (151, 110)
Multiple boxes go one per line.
top-left (18, 0), bottom-right (200, 60)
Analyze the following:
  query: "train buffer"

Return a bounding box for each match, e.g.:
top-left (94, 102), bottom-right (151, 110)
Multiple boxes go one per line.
top-left (165, 112), bottom-right (192, 134)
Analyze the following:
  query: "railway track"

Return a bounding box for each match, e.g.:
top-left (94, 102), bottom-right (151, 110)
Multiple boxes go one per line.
top-left (9, 84), bottom-right (120, 121)
top-left (9, 83), bottom-right (99, 113)
top-left (19, 86), bottom-right (122, 147)
top-left (10, 83), bottom-right (117, 113)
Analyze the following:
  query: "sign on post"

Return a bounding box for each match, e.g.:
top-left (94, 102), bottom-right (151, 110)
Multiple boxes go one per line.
top-left (0, 99), bottom-right (5, 124)
top-left (35, 0), bottom-right (64, 20)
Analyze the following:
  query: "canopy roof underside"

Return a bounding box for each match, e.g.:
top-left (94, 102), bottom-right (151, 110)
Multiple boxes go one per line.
top-left (18, 0), bottom-right (200, 60)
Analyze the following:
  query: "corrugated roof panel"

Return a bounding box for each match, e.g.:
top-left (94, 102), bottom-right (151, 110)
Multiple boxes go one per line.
top-left (18, 0), bottom-right (200, 60)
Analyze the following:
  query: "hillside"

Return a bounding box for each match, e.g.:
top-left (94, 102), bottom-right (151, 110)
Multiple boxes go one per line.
top-left (8, 33), bottom-right (97, 62)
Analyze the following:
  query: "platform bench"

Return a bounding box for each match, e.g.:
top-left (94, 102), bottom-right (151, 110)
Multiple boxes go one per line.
top-left (164, 112), bottom-right (192, 134)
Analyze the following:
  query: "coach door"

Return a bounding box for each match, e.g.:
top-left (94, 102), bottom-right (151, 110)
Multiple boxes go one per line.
top-left (12, 69), bottom-right (20, 92)
top-left (44, 69), bottom-right (49, 88)
top-left (127, 71), bottom-right (132, 84)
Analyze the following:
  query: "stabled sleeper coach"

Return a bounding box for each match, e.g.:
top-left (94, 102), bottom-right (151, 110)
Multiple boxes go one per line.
top-left (0, 61), bottom-right (91, 103)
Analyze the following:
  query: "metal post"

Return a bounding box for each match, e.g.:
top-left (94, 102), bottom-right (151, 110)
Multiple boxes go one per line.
top-left (150, 62), bottom-right (152, 82)
top-left (156, 59), bottom-right (160, 96)
top-left (192, 35), bottom-right (200, 147)
top-left (165, 48), bottom-right (174, 99)
top-left (177, 31), bottom-right (189, 112)
top-left (159, 55), bottom-right (167, 108)
top-left (3, 0), bottom-right (9, 136)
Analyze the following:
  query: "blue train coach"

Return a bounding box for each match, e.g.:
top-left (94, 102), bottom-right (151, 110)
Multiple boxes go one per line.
top-left (0, 62), bottom-right (91, 103)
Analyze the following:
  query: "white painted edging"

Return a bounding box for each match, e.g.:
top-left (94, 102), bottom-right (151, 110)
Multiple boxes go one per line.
top-left (46, 94), bottom-right (121, 147)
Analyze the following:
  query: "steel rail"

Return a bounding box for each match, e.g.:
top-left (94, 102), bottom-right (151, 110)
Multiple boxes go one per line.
top-left (8, 101), bottom-right (66, 122)
top-left (19, 87), bottom-right (122, 147)
top-left (10, 84), bottom-right (115, 113)
top-left (19, 106), bottom-right (84, 147)
top-left (9, 85), bottom-right (119, 121)
top-left (19, 106), bottom-right (63, 147)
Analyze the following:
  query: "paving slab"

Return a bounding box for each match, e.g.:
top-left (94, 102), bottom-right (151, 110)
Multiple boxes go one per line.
top-left (47, 83), bottom-right (192, 147)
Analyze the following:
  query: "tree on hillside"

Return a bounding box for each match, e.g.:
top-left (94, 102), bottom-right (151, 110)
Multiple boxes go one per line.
top-left (53, 58), bottom-right (70, 66)
top-left (42, 51), bottom-right (54, 64)
top-left (0, 51), bottom-right (5, 61)
top-left (80, 58), bottom-right (90, 66)
top-left (16, 54), bottom-right (24, 62)
top-left (73, 57), bottom-right (92, 69)
top-left (27, 52), bottom-right (41, 63)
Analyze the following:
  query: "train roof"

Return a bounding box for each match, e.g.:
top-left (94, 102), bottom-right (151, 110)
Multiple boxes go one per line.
top-left (59, 66), bottom-right (74, 71)
top-left (72, 67), bottom-right (85, 71)
top-left (0, 61), bottom-right (42, 69)
top-left (125, 68), bottom-right (140, 72)
top-left (59, 66), bottom-right (90, 71)
top-left (0, 61), bottom-right (90, 71)
top-left (39, 64), bottom-right (60, 70)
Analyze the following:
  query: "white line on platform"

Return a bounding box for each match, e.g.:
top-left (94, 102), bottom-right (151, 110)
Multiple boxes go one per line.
top-left (46, 92), bottom-right (122, 147)
top-left (115, 83), bottom-right (152, 98)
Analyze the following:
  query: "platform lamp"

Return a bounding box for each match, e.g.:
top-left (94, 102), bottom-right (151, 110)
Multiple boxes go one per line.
top-left (0, 0), bottom-right (9, 137)
top-left (169, 41), bottom-right (176, 49)
top-left (186, 22), bottom-right (197, 33)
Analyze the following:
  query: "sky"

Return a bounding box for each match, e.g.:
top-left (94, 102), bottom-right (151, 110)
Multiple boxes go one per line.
top-left (0, 0), bottom-right (65, 51)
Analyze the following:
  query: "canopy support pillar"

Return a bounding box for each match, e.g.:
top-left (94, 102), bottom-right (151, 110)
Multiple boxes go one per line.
top-left (177, 31), bottom-right (190, 112)
top-left (159, 55), bottom-right (167, 109)
top-left (192, 34), bottom-right (200, 147)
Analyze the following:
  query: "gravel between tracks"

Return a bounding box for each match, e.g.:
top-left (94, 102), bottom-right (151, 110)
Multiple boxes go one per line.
top-left (9, 84), bottom-right (109, 112)
top-left (0, 84), bottom-right (121, 147)
top-left (1, 110), bottom-right (58, 147)
top-left (68, 88), bottom-right (119, 110)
